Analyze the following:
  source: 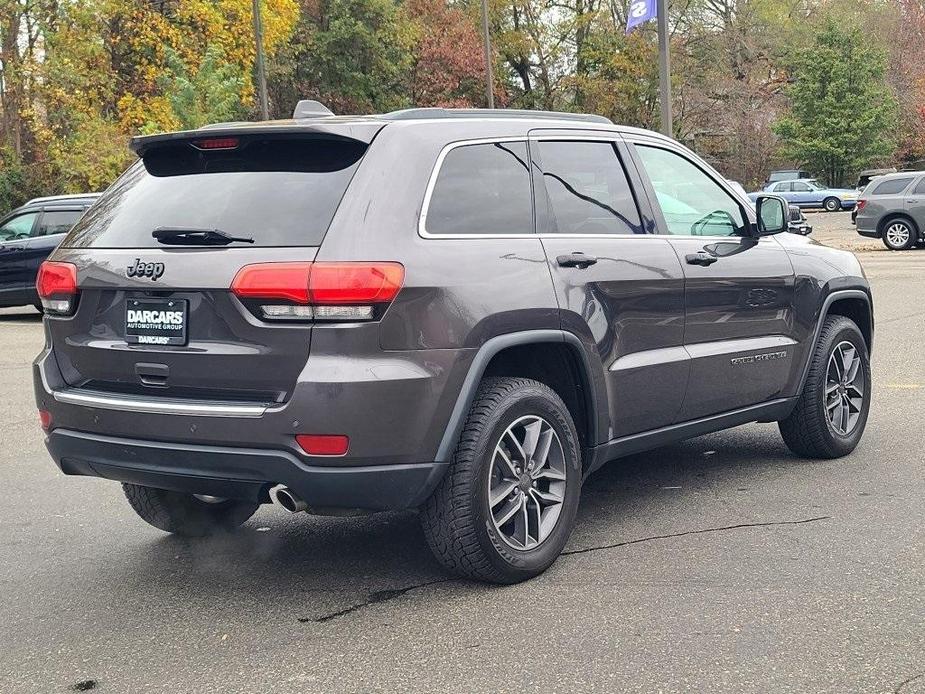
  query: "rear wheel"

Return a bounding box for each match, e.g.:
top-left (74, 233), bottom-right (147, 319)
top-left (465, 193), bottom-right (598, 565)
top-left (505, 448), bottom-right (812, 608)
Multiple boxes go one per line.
top-left (882, 218), bottom-right (917, 250)
top-left (779, 316), bottom-right (870, 458)
top-left (122, 483), bottom-right (259, 536)
top-left (421, 377), bottom-right (582, 583)
top-left (823, 197), bottom-right (841, 212)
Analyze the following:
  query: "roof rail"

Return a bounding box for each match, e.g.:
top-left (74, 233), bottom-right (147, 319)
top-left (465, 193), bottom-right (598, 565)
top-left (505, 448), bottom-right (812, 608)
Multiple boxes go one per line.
top-left (380, 107), bottom-right (613, 124)
top-left (25, 193), bottom-right (102, 206)
top-left (293, 100), bottom-right (335, 119)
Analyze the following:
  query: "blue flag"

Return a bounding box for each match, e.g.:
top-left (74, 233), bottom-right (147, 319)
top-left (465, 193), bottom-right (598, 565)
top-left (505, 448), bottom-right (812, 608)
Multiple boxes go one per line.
top-left (626, 0), bottom-right (657, 33)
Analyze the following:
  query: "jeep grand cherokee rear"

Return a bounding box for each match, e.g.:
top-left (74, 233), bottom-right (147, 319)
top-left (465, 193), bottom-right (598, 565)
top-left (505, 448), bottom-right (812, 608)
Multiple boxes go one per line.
top-left (35, 107), bottom-right (873, 584)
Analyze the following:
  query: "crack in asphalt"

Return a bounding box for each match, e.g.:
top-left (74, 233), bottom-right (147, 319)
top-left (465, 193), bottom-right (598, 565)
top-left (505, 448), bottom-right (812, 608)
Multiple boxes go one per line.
top-left (562, 516), bottom-right (832, 556)
top-left (301, 579), bottom-right (453, 623)
top-left (303, 516), bottom-right (831, 623)
top-left (895, 672), bottom-right (924, 693)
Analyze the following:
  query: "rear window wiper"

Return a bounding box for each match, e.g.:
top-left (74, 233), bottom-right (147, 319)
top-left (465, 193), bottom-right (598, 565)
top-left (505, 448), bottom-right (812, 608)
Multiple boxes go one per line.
top-left (152, 227), bottom-right (255, 245)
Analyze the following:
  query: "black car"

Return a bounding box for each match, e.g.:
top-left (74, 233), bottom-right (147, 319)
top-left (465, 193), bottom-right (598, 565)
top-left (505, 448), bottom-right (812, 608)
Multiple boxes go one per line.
top-left (0, 194), bottom-right (99, 310)
top-left (34, 106), bottom-right (873, 583)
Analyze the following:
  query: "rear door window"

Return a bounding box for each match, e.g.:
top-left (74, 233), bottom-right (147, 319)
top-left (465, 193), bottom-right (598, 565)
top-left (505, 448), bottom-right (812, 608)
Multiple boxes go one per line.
top-left (425, 141), bottom-right (533, 235)
top-left (37, 210), bottom-right (83, 237)
top-left (872, 178), bottom-right (913, 195)
top-left (62, 137), bottom-right (367, 248)
top-left (912, 178), bottom-right (925, 195)
top-left (536, 141), bottom-right (642, 234)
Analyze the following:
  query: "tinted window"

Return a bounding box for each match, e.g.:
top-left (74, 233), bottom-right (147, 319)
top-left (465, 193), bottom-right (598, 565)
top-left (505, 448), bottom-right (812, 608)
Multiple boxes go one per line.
top-left (872, 177), bottom-right (913, 195)
top-left (38, 210), bottom-right (83, 237)
top-left (538, 141), bottom-right (642, 235)
top-left (635, 145), bottom-right (746, 237)
top-left (913, 178), bottom-right (925, 195)
top-left (0, 212), bottom-right (38, 241)
top-left (426, 142), bottom-right (532, 235)
top-left (63, 137), bottom-right (367, 248)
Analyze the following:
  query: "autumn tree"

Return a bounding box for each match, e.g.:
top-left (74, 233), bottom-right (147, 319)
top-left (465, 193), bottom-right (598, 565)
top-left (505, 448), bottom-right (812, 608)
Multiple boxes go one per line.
top-left (400, 0), bottom-right (488, 107)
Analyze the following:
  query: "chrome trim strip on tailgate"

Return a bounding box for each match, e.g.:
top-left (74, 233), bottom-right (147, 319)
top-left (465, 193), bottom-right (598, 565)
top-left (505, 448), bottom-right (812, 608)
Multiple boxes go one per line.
top-left (52, 389), bottom-right (268, 418)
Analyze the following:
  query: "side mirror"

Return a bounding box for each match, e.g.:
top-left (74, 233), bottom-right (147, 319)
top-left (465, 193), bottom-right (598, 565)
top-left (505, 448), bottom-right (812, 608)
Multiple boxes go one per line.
top-left (755, 195), bottom-right (788, 235)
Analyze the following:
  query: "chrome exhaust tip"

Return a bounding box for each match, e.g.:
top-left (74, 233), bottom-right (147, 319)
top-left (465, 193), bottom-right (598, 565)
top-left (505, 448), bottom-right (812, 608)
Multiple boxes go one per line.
top-left (268, 484), bottom-right (308, 514)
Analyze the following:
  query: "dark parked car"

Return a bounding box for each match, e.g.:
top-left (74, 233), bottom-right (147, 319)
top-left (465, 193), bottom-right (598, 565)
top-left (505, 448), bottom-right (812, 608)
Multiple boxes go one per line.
top-left (765, 169), bottom-right (812, 186)
top-left (0, 194), bottom-right (99, 310)
top-left (34, 106), bottom-right (873, 583)
top-left (856, 168), bottom-right (896, 191)
top-left (855, 171), bottom-right (925, 250)
top-left (787, 205), bottom-right (812, 235)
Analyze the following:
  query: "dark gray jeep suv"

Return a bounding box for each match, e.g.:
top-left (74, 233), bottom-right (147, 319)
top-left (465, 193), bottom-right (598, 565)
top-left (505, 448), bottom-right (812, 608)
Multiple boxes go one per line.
top-left (34, 107), bottom-right (873, 583)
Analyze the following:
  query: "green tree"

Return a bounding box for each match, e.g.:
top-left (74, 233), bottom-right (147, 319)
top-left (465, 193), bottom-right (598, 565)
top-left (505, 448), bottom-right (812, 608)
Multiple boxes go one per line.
top-left (272, 0), bottom-right (411, 115)
top-left (773, 19), bottom-right (897, 186)
top-left (145, 45), bottom-right (247, 132)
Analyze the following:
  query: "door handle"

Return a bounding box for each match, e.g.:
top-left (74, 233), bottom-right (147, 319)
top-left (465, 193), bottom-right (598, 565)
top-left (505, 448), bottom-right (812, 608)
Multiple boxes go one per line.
top-left (906, 199), bottom-right (919, 204)
top-left (685, 251), bottom-right (718, 266)
top-left (556, 252), bottom-right (598, 269)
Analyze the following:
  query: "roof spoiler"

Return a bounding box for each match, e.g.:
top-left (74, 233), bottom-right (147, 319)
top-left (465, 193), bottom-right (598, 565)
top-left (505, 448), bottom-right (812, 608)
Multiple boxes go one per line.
top-left (293, 100), bottom-right (334, 119)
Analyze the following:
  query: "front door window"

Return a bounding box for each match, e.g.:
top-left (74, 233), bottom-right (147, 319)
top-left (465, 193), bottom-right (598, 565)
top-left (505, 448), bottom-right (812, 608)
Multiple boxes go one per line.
top-left (635, 145), bottom-right (746, 237)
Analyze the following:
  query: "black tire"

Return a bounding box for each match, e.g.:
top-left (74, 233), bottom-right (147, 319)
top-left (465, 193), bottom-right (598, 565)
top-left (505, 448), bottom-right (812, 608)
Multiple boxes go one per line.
top-left (33, 303), bottom-right (43, 314)
top-left (881, 218), bottom-right (917, 251)
top-left (823, 197), bottom-right (841, 212)
top-left (122, 483), bottom-right (259, 536)
top-left (421, 377), bottom-right (582, 584)
top-left (779, 315), bottom-right (871, 458)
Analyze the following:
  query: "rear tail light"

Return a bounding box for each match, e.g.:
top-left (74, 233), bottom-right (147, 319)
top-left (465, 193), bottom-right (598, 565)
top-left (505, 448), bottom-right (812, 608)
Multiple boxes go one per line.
top-left (36, 261), bottom-right (78, 316)
top-left (38, 409), bottom-right (52, 432)
top-left (231, 262), bottom-right (404, 322)
top-left (856, 199), bottom-right (867, 211)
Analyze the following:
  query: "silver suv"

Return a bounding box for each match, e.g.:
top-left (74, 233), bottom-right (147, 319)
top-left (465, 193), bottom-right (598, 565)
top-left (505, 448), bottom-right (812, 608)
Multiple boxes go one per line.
top-left (855, 171), bottom-right (925, 250)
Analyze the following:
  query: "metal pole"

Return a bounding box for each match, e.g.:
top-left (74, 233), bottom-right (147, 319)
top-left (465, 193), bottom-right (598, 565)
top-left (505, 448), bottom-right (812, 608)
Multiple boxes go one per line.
top-left (252, 0), bottom-right (269, 120)
top-left (479, 0), bottom-right (495, 108)
top-left (656, 0), bottom-right (672, 136)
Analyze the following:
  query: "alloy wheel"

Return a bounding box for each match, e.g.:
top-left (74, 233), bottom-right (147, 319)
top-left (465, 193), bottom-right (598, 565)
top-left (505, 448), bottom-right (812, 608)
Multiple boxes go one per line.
top-left (825, 340), bottom-right (865, 435)
top-left (487, 415), bottom-right (567, 550)
top-left (885, 222), bottom-right (911, 248)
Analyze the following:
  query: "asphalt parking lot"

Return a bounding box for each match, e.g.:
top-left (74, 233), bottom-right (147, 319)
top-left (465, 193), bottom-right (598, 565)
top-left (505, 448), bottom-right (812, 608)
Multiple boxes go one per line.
top-left (1, 212), bottom-right (923, 693)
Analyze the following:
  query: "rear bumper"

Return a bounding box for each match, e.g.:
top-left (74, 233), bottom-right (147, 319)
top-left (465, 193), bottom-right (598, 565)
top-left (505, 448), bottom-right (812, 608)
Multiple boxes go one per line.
top-left (46, 428), bottom-right (448, 510)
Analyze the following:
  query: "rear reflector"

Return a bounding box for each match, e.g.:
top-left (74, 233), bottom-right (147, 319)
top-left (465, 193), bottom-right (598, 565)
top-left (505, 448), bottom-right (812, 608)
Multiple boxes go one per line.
top-left (231, 262), bottom-right (404, 321)
top-left (36, 261), bottom-right (78, 315)
top-left (296, 434), bottom-right (349, 456)
top-left (39, 410), bottom-right (52, 432)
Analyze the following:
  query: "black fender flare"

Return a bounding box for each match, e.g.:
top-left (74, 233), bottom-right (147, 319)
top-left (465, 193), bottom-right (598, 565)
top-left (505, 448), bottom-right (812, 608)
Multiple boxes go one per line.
top-left (796, 289), bottom-right (873, 394)
top-left (434, 330), bottom-right (603, 463)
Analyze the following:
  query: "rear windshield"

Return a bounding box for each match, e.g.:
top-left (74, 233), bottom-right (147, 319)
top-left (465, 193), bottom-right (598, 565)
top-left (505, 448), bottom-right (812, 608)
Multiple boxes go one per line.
top-left (62, 137), bottom-right (367, 248)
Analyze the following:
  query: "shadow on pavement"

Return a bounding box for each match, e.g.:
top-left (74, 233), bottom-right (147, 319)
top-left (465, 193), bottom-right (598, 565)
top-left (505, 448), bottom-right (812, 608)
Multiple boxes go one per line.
top-left (0, 310), bottom-right (42, 323)
top-left (99, 429), bottom-right (806, 623)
